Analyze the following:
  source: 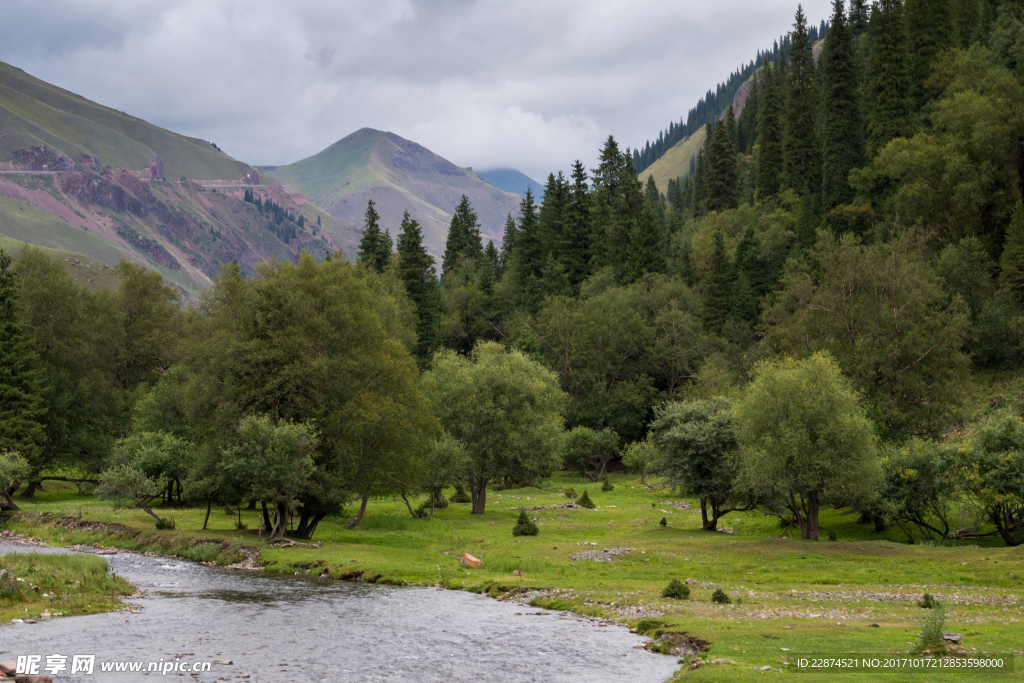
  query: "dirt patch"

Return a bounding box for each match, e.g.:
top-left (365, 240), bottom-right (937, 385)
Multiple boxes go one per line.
top-left (647, 632), bottom-right (711, 657)
top-left (571, 547), bottom-right (633, 562)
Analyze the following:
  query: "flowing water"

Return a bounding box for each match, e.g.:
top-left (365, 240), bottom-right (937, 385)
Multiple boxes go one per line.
top-left (0, 542), bottom-right (677, 682)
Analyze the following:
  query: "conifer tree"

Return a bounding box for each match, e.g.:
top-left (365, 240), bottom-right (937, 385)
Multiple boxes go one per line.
top-left (561, 160), bottom-right (593, 292)
top-left (540, 173), bottom-right (568, 266)
top-left (397, 211), bottom-right (440, 361)
top-left (357, 199), bottom-right (387, 273)
top-left (1000, 201), bottom-right (1024, 296)
top-left (731, 271), bottom-right (759, 324)
top-left (865, 0), bottom-right (911, 155)
top-left (702, 232), bottom-right (735, 334)
top-left (499, 213), bottom-right (517, 274)
top-left (0, 249), bottom-right (46, 469)
top-left (442, 195), bottom-right (483, 278)
top-left (707, 119), bottom-right (739, 212)
top-left (783, 5), bottom-right (821, 195)
top-left (738, 71), bottom-right (761, 154)
top-left (515, 188), bottom-right (543, 279)
top-left (625, 200), bottom-right (666, 282)
top-left (795, 192), bottom-right (822, 252)
top-left (849, 0), bottom-right (869, 34)
top-left (484, 240), bottom-right (500, 279)
top-left (645, 175), bottom-right (665, 230)
top-left (821, 0), bottom-right (864, 210)
top-left (906, 0), bottom-right (954, 109)
top-left (756, 61), bottom-right (784, 201)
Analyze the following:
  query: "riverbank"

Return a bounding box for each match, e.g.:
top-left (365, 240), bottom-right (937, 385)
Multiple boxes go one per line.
top-left (3, 474), bottom-right (1024, 681)
top-left (0, 538), bottom-right (133, 624)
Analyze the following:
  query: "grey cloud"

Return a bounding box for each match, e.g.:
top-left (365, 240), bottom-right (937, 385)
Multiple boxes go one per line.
top-left (0, 0), bottom-right (833, 180)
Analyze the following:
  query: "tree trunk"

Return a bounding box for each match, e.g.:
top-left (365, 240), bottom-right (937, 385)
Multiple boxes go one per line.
top-left (699, 497), bottom-right (711, 529)
top-left (873, 514), bottom-right (886, 532)
top-left (20, 480), bottom-right (40, 499)
top-left (470, 477), bottom-right (488, 515)
top-left (400, 492), bottom-right (416, 517)
top-left (803, 491), bottom-right (820, 540)
top-left (203, 500), bottom-right (212, 530)
top-left (346, 496), bottom-right (369, 529)
top-left (246, 500), bottom-right (257, 510)
top-left (223, 505), bottom-right (234, 515)
top-left (703, 499), bottom-right (721, 531)
top-left (0, 490), bottom-right (19, 511)
top-left (141, 505), bottom-right (161, 522)
top-left (269, 503), bottom-right (287, 540)
top-left (261, 502), bottom-right (273, 534)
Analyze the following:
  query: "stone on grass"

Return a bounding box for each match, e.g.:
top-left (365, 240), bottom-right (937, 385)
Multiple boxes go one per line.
top-left (460, 553), bottom-right (482, 568)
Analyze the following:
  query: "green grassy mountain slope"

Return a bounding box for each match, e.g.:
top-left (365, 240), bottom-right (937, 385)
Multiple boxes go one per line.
top-left (0, 61), bottom-right (253, 180)
top-left (264, 128), bottom-right (523, 257)
top-left (640, 126), bottom-right (707, 194)
top-left (476, 168), bottom-right (542, 199)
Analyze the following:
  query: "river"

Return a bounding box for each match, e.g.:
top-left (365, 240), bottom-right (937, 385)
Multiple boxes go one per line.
top-left (0, 542), bottom-right (677, 682)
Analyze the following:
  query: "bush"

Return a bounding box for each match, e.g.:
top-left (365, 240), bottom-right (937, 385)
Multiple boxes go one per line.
top-left (155, 516), bottom-right (176, 530)
top-left (660, 517), bottom-right (668, 527)
top-left (577, 490), bottom-right (595, 509)
top-left (512, 510), bottom-right (539, 536)
top-left (919, 592), bottom-right (937, 609)
top-left (601, 475), bottom-right (614, 491)
top-left (828, 529), bottom-right (838, 541)
top-left (564, 488), bottom-right (578, 499)
top-left (711, 588), bottom-right (731, 604)
top-left (912, 600), bottom-right (946, 654)
top-left (450, 487), bottom-right (471, 504)
top-left (662, 580), bottom-right (690, 599)
top-left (235, 519), bottom-right (247, 530)
top-left (635, 618), bottom-right (666, 634)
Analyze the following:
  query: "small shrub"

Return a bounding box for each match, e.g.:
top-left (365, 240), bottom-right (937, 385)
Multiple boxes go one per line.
top-left (660, 517), bottom-right (668, 527)
top-left (512, 510), bottom-right (539, 536)
top-left (919, 592), bottom-right (937, 609)
top-left (635, 618), bottom-right (666, 634)
top-left (828, 529), bottom-right (838, 541)
top-left (601, 475), bottom-right (614, 491)
top-left (711, 588), bottom-right (731, 604)
top-left (564, 488), bottom-right (578, 499)
top-left (577, 490), bottom-right (595, 509)
top-left (431, 493), bottom-right (449, 509)
top-left (912, 600), bottom-right (946, 654)
top-left (235, 519), bottom-right (247, 530)
top-left (155, 517), bottom-right (175, 530)
top-left (450, 487), bottom-right (471, 504)
top-left (662, 580), bottom-right (690, 599)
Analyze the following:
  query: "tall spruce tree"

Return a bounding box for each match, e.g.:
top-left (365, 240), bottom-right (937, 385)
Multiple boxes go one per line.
top-left (397, 211), bottom-right (440, 361)
top-left (515, 188), bottom-right (543, 279)
top-left (756, 60), bottom-right (785, 200)
top-left (0, 249), bottom-right (46, 470)
top-left (850, 0), bottom-right (869, 33)
top-left (865, 0), bottom-right (911, 154)
top-left (738, 72), bottom-right (762, 154)
top-left (625, 199), bottom-right (666, 282)
top-left (357, 199), bottom-right (389, 273)
top-left (707, 118), bottom-right (740, 212)
top-left (1000, 200), bottom-right (1024, 296)
top-left (562, 160), bottom-right (593, 292)
top-left (821, 0), bottom-right (864, 210)
top-left (441, 195), bottom-right (484, 278)
top-left (783, 5), bottom-right (821, 196)
top-left (702, 232), bottom-right (735, 334)
top-left (499, 213), bottom-right (517, 275)
top-left (906, 0), bottom-right (954, 109)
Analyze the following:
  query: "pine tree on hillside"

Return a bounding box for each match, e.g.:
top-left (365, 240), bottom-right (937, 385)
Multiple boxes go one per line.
top-left (795, 191), bottom-right (823, 252)
top-left (692, 140), bottom-right (710, 217)
top-left (731, 270), bottom-right (759, 324)
top-left (1000, 200), bottom-right (1024, 296)
top-left (906, 0), bottom-right (954, 109)
top-left (645, 175), bottom-right (666, 230)
top-left (850, 0), bottom-right (869, 34)
top-left (738, 70), bottom-right (762, 154)
top-left (561, 160), bottom-right (593, 292)
top-left (0, 249), bottom-right (46, 469)
top-left (783, 5), bottom-right (821, 196)
top-left (866, 0), bottom-right (911, 155)
top-left (358, 199), bottom-right (387, 273)
top-left (821, 0), bottom-right (864, 210)
top-left (625, 200), bottom-right (666, 282)
top-left (756, 61), bottom-right (784, 201)
top-left (441, 195), bottom-right (483, 278)
top-left (499, 213), bottom-right (517, 274)
top-left (515, 188), bottom-right (543, 279)
top-left (397, 211), bottom-right (440, 361)
top-left (381, 229), bottom-right (393, 266)
top-left (707, 118), bottom-right (739, 212)
top-left (702, 232), bottom-right (735, 334)
top-left (540, 172), bottom-right (568, 265)
top-left (484, 240), bottom-right (500, 275)
top-left (724, 104), bottom-right (740, 153)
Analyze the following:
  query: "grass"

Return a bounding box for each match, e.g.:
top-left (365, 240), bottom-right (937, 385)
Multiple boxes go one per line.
top-left (4, 473), bottom-right (1023, 681)
top-left (0, 551), bottom-right (133, 623)
top-left (642, 125), bottom-right (708, 193)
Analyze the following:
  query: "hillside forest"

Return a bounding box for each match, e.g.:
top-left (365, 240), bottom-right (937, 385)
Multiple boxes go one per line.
top-left (3, 0), bottom-right (1024, 549)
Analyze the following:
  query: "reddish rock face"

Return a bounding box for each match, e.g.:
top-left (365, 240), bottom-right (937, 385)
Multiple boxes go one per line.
top-left (241, 170), bottom-right (259, 185)
top-left (11, 146), bottom-right (76, 171)
top-left (150, 157), bottom-right (165, 180)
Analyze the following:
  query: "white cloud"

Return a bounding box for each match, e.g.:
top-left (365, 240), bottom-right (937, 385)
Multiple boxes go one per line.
top-left (0, 0), bottom-right (833, 180)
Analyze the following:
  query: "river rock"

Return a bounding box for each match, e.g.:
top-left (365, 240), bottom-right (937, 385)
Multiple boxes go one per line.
top-left (460, 553), bottom-right (482, 568)
top-left (512, 570), bottom-right (522, 576)
top-left (0, 660), bottom-right (16, 675)
top-left (943, 632), bottom-right (963, 643)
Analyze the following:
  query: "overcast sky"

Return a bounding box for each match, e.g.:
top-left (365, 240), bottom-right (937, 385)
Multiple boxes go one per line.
top-left (0, 0), bottom-right (832, 181)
